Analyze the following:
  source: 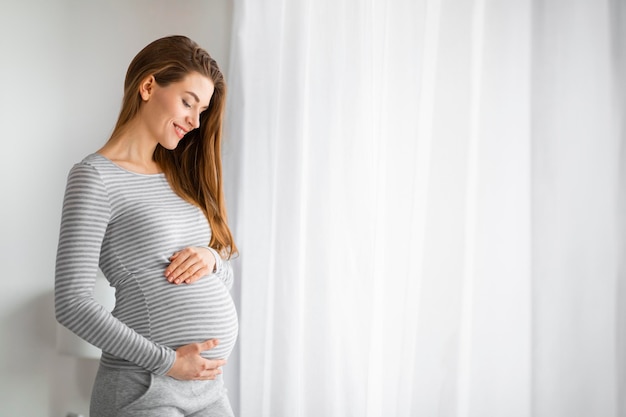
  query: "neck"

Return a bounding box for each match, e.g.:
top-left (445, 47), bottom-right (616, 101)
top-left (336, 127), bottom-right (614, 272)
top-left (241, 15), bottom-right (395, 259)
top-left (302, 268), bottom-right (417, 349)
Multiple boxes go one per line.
top-left (98, 118), bottom-right (162, 174)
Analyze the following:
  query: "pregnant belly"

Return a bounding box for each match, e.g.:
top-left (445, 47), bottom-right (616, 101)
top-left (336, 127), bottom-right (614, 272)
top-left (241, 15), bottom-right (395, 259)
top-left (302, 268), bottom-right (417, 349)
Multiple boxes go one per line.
top-left (115, 273), bottom-right (238, 361)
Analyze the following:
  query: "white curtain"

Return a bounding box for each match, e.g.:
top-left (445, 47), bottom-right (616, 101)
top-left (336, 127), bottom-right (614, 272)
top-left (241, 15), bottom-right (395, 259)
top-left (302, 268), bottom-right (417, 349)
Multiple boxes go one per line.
top-left (532, 1), bottom-right (622, 416)
top-left (224, 0), bottom-right (623, 416)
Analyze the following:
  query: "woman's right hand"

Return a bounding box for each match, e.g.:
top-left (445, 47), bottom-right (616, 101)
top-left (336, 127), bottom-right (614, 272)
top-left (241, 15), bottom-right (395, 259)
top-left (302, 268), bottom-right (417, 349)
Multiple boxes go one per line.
top-left (166, 339), bottom-right (227, 380)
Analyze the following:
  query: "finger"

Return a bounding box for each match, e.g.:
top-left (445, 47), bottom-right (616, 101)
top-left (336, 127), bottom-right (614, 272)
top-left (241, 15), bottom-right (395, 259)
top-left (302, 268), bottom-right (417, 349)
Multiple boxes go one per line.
top-left (165, 253), bottom-right (186, 279)
top-left (183, 265), bottom-right (210, 284)
top-left (211, 368), bottom-right (223, 379)
top-left (205, 358), bottom-right (227, 369)
top-left (194, 368), bottom-right (222, 381)
top-left (166, 253), bottom-right (199, 282)
top-left (177, 260), bottom-right (204, 281)
top-left (199, 359), bottom-right (225, 380)
top-left (166, 247), bottom-right (197, 270)
top-left (198, 339), bottom-right (220, 351)
top-left (174, 261), bottom-right (206, 284)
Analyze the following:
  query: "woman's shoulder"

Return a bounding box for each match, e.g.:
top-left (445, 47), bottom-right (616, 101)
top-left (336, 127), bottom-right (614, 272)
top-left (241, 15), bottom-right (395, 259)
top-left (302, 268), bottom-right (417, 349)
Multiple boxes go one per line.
top-left (67, 153), bottom-right (106, 171)
top-left (76, 153), bottom-right (166, 179)
top-left (77, 152), bottom-right (108, 168)
top-left (65, 153), bottom-right (108, 180)
top-left (71, 153), bottom-right (134, 179)
top-left (62, 154), bottom-right (113, 200)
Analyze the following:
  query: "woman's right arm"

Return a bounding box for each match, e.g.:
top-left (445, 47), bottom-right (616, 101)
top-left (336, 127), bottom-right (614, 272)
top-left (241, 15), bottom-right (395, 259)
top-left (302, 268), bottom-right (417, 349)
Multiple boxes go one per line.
top-left (55, 163), bottom-right (177, 374)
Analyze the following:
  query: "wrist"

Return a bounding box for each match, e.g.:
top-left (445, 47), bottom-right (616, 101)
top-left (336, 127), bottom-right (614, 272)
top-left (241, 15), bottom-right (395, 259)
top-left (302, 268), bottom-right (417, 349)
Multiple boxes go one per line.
top-left (206, 246), bottom-right (221, 273)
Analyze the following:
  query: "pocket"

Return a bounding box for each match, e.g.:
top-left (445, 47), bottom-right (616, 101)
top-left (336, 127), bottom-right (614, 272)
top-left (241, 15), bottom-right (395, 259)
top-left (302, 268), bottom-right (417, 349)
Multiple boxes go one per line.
top-left (118, 371), bottom-right (155, 412)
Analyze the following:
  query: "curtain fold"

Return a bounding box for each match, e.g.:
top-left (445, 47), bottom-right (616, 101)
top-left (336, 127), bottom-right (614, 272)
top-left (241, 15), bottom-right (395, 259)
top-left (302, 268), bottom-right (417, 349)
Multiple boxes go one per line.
top-left (224, 0), bottom-right (622, 416)
top-left (615, 2), bottom-right (626, 417)
top-left (532, 1), bottom-right (620, 416)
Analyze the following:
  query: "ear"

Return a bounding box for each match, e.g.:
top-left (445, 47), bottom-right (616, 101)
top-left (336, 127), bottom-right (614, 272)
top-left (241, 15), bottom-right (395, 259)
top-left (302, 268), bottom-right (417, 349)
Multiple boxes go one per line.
top-left (139, 75), bottom-right (156, 101)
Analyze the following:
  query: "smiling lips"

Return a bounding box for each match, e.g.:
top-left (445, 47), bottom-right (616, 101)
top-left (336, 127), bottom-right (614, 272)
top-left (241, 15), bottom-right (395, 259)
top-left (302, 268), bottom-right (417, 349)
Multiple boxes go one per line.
top-left (174, 124), bottom-right (188, 139)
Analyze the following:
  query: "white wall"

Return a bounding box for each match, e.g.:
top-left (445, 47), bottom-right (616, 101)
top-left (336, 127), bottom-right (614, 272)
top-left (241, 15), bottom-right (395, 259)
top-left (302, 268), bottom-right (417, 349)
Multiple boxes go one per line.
top-left (0, 1), bottom-right (235, 416)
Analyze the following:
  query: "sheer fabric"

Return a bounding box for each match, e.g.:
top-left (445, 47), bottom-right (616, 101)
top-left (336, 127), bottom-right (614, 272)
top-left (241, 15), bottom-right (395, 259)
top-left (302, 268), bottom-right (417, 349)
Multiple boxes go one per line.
top-left (224, 0), bottom-right (623, 416)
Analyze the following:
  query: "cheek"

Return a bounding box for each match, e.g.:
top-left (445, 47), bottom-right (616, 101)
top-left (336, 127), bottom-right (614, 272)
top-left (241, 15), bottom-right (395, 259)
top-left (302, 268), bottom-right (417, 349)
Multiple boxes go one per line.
top-left (151, 92), bottom-right (178, 117)
top-left (159, 100), bottom-right (176, 117)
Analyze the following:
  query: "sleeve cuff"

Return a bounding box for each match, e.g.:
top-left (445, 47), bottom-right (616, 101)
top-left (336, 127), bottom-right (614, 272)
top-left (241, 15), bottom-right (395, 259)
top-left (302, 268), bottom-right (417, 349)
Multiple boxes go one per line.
top-left (206, 246), bottom-right (223, 273)
top-left (151, 345), bottom-right (177, 376)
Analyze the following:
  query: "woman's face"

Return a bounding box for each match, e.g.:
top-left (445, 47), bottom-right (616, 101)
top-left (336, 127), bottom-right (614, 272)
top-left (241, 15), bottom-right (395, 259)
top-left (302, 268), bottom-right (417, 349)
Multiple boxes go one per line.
top-left (140, 71), bottom-right (214, 150)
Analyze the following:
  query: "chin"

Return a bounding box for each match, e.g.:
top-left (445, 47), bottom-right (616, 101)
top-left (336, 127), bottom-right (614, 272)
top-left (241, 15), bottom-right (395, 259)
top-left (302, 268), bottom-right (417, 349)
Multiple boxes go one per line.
top-left (160, 140), bottom-right (182, 150)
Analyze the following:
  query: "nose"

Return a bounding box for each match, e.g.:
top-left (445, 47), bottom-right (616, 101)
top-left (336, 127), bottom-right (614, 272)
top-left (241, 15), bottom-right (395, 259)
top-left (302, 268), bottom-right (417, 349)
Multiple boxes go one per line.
top-left (187, 111), bottom-right (200, 129)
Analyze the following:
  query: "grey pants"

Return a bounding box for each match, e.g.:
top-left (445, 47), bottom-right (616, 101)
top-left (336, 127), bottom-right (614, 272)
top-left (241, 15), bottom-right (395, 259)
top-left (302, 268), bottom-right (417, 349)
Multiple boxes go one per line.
top-left (90, 364), bottom-right (235, 417)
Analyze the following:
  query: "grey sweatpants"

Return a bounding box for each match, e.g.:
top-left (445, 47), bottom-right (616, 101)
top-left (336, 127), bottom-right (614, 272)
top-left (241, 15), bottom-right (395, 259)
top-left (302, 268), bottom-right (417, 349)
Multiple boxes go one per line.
top-left (90, 364), bottom-right (235, 417)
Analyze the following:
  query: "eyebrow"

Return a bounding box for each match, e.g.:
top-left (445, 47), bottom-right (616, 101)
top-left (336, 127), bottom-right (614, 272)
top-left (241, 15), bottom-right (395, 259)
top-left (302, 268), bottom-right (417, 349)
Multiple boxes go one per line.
top-left (185, 91), bottom-right (209, 110)
top-left (185, 91), bottom-right (200, 102)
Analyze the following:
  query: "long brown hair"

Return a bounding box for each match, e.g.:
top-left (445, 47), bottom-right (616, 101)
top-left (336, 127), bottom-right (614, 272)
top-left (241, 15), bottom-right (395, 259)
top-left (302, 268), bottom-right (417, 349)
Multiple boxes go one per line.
top-left (110, 35), bottom-right (237, 258)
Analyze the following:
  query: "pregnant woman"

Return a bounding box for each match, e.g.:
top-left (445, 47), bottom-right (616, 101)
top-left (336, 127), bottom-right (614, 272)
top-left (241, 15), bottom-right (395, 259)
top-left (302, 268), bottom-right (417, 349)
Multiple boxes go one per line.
top-left (55, 35), bottom-right (238, 416)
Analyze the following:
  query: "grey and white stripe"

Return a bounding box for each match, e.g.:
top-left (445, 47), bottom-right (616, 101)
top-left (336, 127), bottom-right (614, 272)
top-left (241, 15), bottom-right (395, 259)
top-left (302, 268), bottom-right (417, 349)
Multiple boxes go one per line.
top-left (55, 153), bottom-right (238, 375)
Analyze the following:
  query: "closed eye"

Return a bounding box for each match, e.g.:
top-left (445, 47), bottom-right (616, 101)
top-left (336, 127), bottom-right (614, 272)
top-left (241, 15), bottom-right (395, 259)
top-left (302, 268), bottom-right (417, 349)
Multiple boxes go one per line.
top-left (182, 99), bottom-right (191, 108)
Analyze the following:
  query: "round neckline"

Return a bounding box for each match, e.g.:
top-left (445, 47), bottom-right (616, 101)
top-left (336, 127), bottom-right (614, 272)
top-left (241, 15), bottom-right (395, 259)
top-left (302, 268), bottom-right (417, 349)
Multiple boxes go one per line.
top-left (93, 153), bottom-right (165, 177)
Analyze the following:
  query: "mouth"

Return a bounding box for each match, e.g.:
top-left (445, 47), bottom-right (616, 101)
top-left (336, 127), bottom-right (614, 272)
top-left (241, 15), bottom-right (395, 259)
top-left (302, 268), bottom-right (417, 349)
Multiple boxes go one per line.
top-left (174, 124), bottom-right (188, 139)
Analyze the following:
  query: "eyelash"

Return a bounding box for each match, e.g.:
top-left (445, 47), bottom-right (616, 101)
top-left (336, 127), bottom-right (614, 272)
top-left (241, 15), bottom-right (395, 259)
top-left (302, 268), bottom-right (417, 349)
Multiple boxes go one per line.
top-left (182, 99), bottom-right (191, 108)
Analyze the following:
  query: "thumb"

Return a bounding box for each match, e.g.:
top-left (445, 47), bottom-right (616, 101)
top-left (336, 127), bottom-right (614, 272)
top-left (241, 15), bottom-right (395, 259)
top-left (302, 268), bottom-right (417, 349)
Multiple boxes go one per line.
top-left (199, 339), bottom-right (220, 351)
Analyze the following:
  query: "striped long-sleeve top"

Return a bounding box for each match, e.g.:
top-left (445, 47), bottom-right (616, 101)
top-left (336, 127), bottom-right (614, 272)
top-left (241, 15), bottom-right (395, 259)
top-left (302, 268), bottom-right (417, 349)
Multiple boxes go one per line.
top-left (54, 153), bottom-right (238, 375)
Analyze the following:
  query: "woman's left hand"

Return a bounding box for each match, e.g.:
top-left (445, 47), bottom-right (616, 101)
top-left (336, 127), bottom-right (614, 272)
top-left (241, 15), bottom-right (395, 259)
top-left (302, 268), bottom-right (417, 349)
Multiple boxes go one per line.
top-left (165, 247), bottom-right (216, 285)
